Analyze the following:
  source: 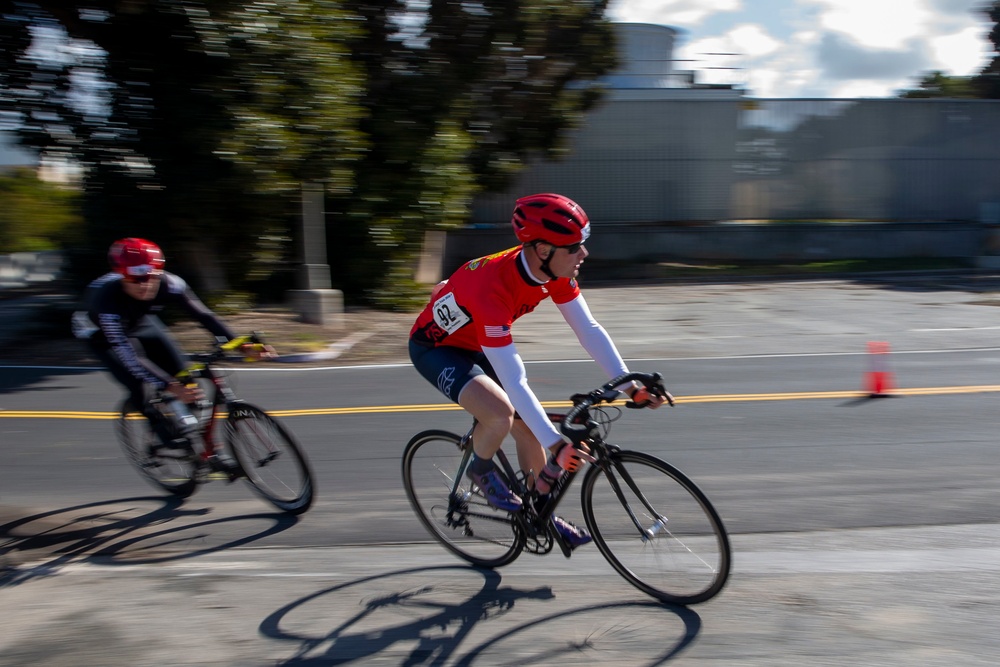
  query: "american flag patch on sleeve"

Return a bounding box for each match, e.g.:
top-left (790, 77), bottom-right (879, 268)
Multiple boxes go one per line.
top-left (484, 325), bottom-right (510, 338)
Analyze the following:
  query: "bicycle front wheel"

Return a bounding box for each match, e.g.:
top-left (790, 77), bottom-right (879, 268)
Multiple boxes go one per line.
top-left (226, 402), bottom-right (314, 515)
top-left (402, 430), bottom-right (524, 568)
top-left (581, 450), bottom-right (731, 605)
top-left (117, 400), bottom-right (198, 498)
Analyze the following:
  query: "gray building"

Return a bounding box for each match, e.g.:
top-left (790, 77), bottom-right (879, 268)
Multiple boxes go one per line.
top-left (471, 23), bottom-right (1000, 227)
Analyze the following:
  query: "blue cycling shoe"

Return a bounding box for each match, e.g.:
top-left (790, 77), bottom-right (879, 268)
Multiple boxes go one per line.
top-left (466, 467), bottom-right (523, 512)
top-left (552, 515), bottom-right (592, 548)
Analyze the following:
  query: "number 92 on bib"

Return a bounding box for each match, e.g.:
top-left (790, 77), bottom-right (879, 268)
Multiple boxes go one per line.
top-left (432, 292), bottom-right (471, 335)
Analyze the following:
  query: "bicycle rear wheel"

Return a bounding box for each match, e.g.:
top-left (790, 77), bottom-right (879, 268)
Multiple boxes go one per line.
top-left (225, 402), bottom-right (314, 515)
top-left (581, 450), bottom-right (731, 605)
top-left (402, 429), bottom-right (524, 568)
top-left (117, 400), bottom-right (198, 498)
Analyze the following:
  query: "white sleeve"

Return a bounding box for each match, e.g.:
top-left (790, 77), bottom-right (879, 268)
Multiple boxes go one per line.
top-left (557, 294), bottom-right (630, 381)
top-left (481, 343), bottom-right (565, 449)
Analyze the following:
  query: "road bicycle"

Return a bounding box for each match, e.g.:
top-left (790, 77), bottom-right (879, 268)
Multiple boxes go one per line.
top-left (402, 371), bottom-right (731, 605)
top-left (116, 334), bottom-right (315, 515)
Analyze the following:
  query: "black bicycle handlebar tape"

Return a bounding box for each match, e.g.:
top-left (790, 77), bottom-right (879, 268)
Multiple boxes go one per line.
top-left (560, 372), bottom-right (664, 441)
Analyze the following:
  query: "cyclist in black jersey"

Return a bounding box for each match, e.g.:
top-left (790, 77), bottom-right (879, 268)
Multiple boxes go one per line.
top-left (73, 238), bottom-right (274, 476)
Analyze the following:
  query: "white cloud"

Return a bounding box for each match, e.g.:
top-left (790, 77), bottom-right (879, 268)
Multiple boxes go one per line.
top-left (610, 0), bottom-right (994, 97)
top-left (677, 24), bottom-right (781, 91)
top-left (827, 78), bottom-right (904, 98)
top-left (930, 25), bottom-right (991, 75)
top-left (743, 33), bottom-right (824, 97)
top-left (728, 24), bottom-right (782, 57)
top-left (607, 0), bottom-right (742, 27)
top-left (801, 0), bottom-right (935, 49)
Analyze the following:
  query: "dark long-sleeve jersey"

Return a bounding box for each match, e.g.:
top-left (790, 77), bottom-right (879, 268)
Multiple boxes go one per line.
top-left (75, 272), bottom-right (235, 388)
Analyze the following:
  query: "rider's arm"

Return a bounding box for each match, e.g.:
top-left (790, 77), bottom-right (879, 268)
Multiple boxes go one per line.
top-left (163, 274), bottom-right (236, 342)
top-left (556, 294), bottom-right (635, 387)
top-left (557, 294), bottom-right (658, 401)
top-left (481, 343), bottom-right (564, 449)
top-left (97, 312), bottom-right (176, 388)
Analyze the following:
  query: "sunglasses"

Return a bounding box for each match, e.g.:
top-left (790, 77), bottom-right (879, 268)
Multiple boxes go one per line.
top-left (126, 272), bottom-right (162, 284)
top-left (555, 242), bottom-right (585, 254)
top-left (124, 263), bottom-right (163, 283)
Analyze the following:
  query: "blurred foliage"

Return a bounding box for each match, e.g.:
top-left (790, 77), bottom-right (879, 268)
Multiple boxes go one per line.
top-left (332, 0), bottom-right (616, 305)
top-left (0, 167), bottom-right (82, 252)
top-left (202, 290), bottom-right (257, 316)
top-left (897, 71), bottom-right (978, 98)
top-left (0, 0), bottom-right (616, 307)
top-left (973, 1), bottom-right (1000, 98)
top-left (0, 1), bottom-right (366, 294)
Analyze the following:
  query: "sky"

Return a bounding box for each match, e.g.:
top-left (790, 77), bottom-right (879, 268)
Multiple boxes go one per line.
top-left (607, 0), bottom-right (995, 98)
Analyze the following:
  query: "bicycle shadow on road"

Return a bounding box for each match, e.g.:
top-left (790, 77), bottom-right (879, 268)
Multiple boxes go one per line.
top-left (0, 496), bottom-right (299, 586)
top-left (0, 365), bottom-right (99, 395)
top-left (455, 599), bottom-right (701, 666)
top-left (260, 565), bottom-right (699, 666)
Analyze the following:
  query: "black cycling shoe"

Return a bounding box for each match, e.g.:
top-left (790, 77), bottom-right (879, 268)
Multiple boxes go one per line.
top-left (207, 451), bottom-right (243, 482)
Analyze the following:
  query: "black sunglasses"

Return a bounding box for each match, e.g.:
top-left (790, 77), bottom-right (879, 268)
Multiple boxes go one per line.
top-left (555, 242), bottom-right (584, 254)
top-left (127, 272), bottom-right (161, 284)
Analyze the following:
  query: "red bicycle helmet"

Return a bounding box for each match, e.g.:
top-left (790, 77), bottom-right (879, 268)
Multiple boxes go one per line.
top-left (511, 193), bottom-right (591, 246)
top-left (108, 238), bottom-right (165, 277)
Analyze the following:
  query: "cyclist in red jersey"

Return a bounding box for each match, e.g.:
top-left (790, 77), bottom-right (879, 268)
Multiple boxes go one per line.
top-left (410, 193), bottom-right (669, 547)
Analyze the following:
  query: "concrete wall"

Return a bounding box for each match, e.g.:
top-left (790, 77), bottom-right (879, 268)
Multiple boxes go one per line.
top-left (434, 221), bottom-right (986, 279)
top-left (471, 99), bottom-right (1000, 226)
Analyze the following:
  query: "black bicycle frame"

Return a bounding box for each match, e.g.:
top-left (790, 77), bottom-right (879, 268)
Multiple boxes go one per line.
top-left (593, 446), bottom-right (668, 540)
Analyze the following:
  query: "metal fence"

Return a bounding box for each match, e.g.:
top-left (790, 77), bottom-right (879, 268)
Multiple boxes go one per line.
top-left (472, 98), bottom-right (1000, 225)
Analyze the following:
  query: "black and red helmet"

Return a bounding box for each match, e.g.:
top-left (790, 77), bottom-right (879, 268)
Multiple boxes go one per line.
top-left (108, 238), bottom-right (165, 278)
top-left (511, 193), bottom-right (591, 246)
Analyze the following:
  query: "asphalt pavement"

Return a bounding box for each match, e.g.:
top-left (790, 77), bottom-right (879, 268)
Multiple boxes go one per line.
top-left (6, 273), bottom-right (1000, 666)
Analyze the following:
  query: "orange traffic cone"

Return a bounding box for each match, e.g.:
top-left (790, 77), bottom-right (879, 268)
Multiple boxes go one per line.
top-left (865, 341), bottom-right (896, 398)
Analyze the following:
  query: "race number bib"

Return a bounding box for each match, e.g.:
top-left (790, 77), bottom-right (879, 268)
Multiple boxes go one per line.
top-left (432, 292), bottom-right (471, 335)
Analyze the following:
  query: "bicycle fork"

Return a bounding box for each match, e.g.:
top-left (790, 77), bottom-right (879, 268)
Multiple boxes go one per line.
top-left (598, 455), bottom-right (669, 542)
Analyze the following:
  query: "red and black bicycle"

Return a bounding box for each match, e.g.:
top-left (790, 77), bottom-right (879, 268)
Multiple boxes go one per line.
top-left (116, 334), bottom-right (314, 515)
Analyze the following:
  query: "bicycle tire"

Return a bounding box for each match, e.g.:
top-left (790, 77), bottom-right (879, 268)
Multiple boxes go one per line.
top-left (580, 449), bottom-right (731, 605)
top-left (402, 429), bottom-right (524, 568)
top-left (225, 402), bottom-right (314, 515)
top-left (117, 400), bottom-right (198, 498)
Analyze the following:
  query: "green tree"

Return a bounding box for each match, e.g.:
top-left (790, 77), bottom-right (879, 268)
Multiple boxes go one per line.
top-left (335, 0), bottom-right (617, 306)
top-left (897, 70), bottom-right (977, 98)
top-left (0, 167), bottom-right (82, 253)
top-left (972, 1), bottom-right (1000, 98)
top-left (1, 0), bottom-right (616, 306)
top-left (0, 1), bottom-right (367, 296)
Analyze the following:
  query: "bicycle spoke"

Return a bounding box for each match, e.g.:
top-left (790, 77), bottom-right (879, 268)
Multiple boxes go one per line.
top-left (582, 450), bottom-right (730, 605)
top-left (117, 402), bottom-right (198, 498)
top-left (227, 403), bottom-right (314, 515)
top-left (403, 430), bottom-right (524, 568)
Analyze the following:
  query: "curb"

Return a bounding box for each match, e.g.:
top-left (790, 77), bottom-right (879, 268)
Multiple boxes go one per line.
top-left (273, 330), bottom-right (378, 363)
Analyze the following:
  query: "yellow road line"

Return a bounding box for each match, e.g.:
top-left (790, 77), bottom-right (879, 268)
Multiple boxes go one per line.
top-left (4, 385), bottom-right (1000, 420)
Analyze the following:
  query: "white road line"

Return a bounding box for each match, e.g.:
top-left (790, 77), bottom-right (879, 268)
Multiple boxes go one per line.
top-left (7, 347), bottom-right (1000, 372)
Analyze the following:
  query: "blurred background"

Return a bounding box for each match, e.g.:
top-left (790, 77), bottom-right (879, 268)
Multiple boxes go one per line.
top-left (2, 1), bottom-right (1000, 314)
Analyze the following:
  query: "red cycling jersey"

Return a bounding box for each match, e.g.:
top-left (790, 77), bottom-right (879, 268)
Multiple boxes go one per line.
top-left (410, 245), bottom-right (580, 350)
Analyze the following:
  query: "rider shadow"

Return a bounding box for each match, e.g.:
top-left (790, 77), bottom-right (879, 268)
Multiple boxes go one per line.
top-left (0, 365), bottom-right (97, 395)
top-left (0, 496), bottom-right (299, 586)
top-left (454, 599), bottom-right (700, 666)
top-left (260, 565), bottom-right (700, 666)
